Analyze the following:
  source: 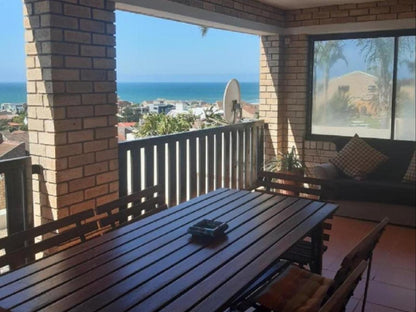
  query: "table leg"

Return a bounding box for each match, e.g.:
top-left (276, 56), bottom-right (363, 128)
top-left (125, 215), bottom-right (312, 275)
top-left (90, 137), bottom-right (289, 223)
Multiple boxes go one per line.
top-left (310, 223), bottom-right (324, 274)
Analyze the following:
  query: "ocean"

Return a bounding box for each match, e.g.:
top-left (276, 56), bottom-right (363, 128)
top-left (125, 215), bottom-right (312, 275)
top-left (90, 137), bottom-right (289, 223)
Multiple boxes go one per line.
top-left (0, 82), bottom-right (259, 104)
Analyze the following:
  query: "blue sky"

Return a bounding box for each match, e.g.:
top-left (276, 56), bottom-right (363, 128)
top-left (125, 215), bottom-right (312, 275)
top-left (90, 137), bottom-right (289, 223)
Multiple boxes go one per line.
top-left (0, 1), bottom-right (260, 83)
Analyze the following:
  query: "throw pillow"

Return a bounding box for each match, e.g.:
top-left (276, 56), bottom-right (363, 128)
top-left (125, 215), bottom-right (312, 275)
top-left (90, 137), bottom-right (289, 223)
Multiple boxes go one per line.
top-left (330, 134), bottom-right (388, 179)
top-left (402, 151), bottom-right (415, 183)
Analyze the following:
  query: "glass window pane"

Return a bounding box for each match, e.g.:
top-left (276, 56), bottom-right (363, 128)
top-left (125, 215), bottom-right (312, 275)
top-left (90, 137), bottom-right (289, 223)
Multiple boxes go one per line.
top-left (395, 35), bottom-right (415, 141)
top-left (311, 37), bottom-right (394, 139)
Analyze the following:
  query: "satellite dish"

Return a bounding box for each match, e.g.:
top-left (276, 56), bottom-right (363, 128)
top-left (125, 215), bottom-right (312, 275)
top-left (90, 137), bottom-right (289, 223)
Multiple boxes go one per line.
top-left (223, 79), bottom-right (242, 124)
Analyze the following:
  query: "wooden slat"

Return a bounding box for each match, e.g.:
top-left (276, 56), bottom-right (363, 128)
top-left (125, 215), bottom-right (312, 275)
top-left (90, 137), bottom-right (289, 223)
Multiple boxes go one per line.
top-left (257, 126), bottom-right (264, 175)
top-left (250, 126), bottom-right (258, 189)
top-left (215, 133), bottom-right (223, 189)
top-left (118, 147), bottom-right (128, 198)
top-left (231, 130), bottom-right (237, 189)
top-left (156, 143), bottom-right (166, 204)
top-left (179, 139), bottom-right (187, 203)
top-left (244, 126), bottom-right (252, 189)
top-left (189, 137), bottom-right (197, 199)
top-left (223, 130), bottom-right (231, 188)
top-left (131, 148), bottom-right (140, 192)
top-left (198, 136), bottom-right (206, 195)
top-left (237, 129), bottom-right (244, 189)
top-left (207, 134), bottom-right (215, 192)
top-left (144, 145), bottom-right (154, 188)
top-left (168, 141), bottom-right (177, 207)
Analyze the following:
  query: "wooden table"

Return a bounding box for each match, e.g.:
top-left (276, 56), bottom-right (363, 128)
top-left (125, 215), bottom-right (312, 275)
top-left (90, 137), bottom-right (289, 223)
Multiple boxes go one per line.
top-left (0, 188), bottom-right (337, 312)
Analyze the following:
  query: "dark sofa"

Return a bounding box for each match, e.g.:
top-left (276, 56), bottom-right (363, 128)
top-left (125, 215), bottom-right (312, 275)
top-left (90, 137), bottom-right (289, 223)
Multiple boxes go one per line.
top-left (313, 137), bottom-right (415, 226)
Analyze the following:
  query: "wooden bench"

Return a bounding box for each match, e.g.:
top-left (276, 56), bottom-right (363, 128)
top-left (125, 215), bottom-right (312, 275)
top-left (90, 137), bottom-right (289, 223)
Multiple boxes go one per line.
top-left (96, 185), bottom-right (167, 230)
top-left (0, 209), bottom-right (98, 271)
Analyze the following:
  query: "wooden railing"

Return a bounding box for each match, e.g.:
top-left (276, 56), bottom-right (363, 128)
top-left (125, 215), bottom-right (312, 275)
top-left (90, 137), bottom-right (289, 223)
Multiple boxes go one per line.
top-left (118, 120), bottom-right (264, 207)
top-left (0, 156), bottom-right (34, 236)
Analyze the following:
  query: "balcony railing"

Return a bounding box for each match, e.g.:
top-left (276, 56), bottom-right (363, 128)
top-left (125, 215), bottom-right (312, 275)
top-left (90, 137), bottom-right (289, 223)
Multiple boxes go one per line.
top-left (118, 120), bottom-right (264, 207)
top-left (0, 156), bottom-right (34, 236)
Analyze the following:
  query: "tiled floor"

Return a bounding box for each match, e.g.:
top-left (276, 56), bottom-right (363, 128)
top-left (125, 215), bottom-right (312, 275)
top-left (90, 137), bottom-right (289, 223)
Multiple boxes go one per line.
top-left (322, 216), bottom-right (415, 312)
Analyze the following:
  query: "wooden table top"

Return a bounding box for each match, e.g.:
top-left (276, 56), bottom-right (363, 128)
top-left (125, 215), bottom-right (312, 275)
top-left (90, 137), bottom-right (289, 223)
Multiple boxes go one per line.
top-left (0, 188), bottom-right (337, 312)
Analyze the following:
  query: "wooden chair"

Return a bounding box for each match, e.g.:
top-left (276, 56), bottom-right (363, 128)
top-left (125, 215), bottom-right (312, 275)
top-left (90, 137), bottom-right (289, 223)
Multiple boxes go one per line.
top-left (238, 217), bottom-right (389, 312)
top-left (0, 209), bottom-right (98, 272)
top-left (319, 260), bottom-right (368, 312)
top-left (255, 170), bottom-right (332, 271)
top-left (96, 185), bottom-right (167, 230)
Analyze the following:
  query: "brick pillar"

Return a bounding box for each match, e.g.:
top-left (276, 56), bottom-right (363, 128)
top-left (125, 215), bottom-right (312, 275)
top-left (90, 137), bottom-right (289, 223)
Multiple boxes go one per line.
top-left (259, 35), bottom-right (283, 161)
top-left (23, 0), bottom-right (118, 224)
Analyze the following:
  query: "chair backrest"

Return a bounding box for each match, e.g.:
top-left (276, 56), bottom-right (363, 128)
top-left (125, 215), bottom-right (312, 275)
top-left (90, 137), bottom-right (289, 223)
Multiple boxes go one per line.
top-left (256, 170), bottom-right (326, 199)
top-left (96, 185), bottom-right (167, 230)
top-left (319, 260), bottom-right (368, 312)
top-left (330, 217), bottom-right (389, 293)
top-left (0, 209), bottom-right (98, 271)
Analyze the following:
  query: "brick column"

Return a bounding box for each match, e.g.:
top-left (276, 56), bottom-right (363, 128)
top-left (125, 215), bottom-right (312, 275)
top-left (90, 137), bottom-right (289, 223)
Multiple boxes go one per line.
top-left (23, 0), bottom-right (118, 224)
top-left (259, 35), bottom-right (283, 161)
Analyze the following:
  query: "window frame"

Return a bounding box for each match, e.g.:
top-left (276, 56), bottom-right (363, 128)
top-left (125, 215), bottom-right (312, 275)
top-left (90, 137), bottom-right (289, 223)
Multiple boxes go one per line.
top-left (306, 29), bottom-right (416, 142)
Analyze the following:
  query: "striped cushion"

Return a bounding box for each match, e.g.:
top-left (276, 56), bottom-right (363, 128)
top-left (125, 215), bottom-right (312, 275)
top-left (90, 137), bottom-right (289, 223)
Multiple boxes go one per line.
top-left (402, 151), bottom-right (415, 183)
top-left (256, 265), bottom-right (333, 312)
top-left (329, 135), bottom-right (388, 179)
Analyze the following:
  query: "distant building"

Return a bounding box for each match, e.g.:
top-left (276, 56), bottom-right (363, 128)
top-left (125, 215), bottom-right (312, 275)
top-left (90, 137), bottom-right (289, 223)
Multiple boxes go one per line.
top-left (117, 122), bottom-right (136, 141)
top-left (0, 133), bottom-right (27, 160)
top-left (117, 100), bottom-right (133, 114)
top-left (147, 103), bottom-right (175, 114)
top-left (318, 71), bottom-right (379, 116)
top-left (0, 103), bottom-right (26, 114)
top-left (0, 130), bottom-right (29, 153)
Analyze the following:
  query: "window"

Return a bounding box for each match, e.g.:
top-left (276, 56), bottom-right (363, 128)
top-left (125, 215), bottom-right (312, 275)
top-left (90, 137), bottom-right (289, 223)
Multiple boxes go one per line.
top-left (308, 30), bottom-right (415, 141)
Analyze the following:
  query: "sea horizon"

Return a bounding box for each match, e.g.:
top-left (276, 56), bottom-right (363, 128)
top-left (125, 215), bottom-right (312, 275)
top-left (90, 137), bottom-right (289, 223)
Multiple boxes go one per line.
top-left (0, 81), bottom-right (260, 105)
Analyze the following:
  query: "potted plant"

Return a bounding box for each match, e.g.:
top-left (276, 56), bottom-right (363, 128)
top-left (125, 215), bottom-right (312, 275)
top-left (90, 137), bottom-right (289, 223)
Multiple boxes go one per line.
top-left (264, 146), bottom-right (305, 195)
top-left (264, 146), bottom-right (305, 175)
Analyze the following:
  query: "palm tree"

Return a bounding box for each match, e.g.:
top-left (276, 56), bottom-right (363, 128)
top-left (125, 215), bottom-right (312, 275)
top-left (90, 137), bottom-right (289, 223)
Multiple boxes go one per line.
top-left (356, 37), bottom-right (394, 117)
top-left (199, 26), bottom-right (208, 37)
top-left (314, 41), bottom-right (348, 122)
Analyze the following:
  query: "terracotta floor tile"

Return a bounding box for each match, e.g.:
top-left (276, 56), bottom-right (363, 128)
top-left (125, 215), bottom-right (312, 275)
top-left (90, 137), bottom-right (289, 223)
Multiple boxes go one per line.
top-left (372, 265), bottom-right (416, 290)
top-left (323, 217), bottom-right (415, 312)
top-left (354, 301), bottom-right (407, 312)
top-left (345, 297), bottom-right (360, 312)
top-left (366, 280), bottom-right (416, 311)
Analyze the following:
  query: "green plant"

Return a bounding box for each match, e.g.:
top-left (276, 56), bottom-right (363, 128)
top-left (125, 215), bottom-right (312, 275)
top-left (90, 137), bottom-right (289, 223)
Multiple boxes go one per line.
top-left (202, 106), bottom-right (228, 128)
top-left (264, 146), bottom-right (304, 172)
top-left (134, 113), bottom-right (196, 138)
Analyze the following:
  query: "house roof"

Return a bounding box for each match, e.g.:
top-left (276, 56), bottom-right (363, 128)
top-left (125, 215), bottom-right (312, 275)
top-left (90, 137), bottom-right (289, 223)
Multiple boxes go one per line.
top-left (0, 131), bottom-right (29, 152)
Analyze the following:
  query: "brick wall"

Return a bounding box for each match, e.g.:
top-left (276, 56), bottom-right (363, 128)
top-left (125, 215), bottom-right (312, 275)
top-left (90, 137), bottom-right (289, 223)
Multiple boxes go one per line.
top-left (167, 0), bottom-right (285, 27)
top-left (24, 0), bottom-right (118, 224)
top-left (286, 0), bottom-right (415, 27)
top-left (259, 0), bottom-right (414, 170)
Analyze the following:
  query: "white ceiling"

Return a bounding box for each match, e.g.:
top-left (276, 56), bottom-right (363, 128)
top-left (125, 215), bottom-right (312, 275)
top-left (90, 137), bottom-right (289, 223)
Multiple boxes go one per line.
top-left (259, 0), bottom-right (379, 10)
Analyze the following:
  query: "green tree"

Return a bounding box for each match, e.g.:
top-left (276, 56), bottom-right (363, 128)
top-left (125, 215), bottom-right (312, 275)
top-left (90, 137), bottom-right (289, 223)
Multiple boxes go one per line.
top-left (134, 113), bottom-right (196, 138)
top-left (356, 38), bottom-right (394, 116)
top-left (120, 106), bottom-right (141, 122)
top-left (314, 41), bottom-right (348, 122)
